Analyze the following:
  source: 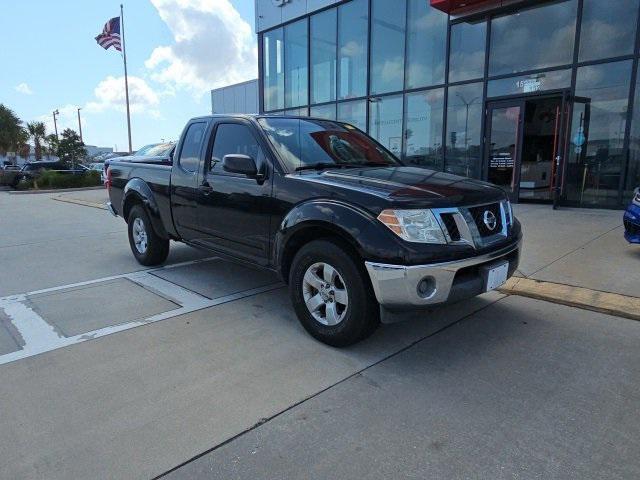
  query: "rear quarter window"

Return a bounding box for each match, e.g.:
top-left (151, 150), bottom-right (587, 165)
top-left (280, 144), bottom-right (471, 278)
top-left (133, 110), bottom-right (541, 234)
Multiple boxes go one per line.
top-left (178, 122), bottom-right (206, 173)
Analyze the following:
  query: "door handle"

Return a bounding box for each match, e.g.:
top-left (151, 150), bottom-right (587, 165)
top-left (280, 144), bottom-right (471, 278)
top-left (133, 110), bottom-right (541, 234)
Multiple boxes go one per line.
top-left (198, 183), bottom-right (214, 195)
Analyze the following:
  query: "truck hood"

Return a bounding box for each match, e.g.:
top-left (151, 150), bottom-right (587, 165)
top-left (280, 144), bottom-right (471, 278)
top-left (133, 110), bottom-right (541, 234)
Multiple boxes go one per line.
top-left (290, 166), bottom-right (507, 208)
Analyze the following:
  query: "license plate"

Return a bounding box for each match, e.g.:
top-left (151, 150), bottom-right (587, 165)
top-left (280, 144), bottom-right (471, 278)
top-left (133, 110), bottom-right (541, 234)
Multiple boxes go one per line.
top-left (485, 262), bottom-right (509, 291)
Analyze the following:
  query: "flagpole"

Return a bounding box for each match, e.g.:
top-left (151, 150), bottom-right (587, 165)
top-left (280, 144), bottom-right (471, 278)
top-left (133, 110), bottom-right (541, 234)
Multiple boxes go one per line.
top-left (120, 4), bottom-right (133, 153)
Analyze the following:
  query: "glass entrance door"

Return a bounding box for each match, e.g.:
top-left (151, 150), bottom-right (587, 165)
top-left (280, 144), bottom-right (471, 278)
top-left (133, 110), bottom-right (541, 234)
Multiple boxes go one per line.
top-left (485, 100), bottom-right (524, 200)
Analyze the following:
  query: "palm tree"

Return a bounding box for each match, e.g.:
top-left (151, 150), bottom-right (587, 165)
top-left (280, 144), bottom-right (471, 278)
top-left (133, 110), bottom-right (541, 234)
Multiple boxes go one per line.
top-left (0, 104), bottom-right (23, 156)
top-left (16, 128), bottom-right (30, 161)
top-left (27, 121), bottom-right (47, 160)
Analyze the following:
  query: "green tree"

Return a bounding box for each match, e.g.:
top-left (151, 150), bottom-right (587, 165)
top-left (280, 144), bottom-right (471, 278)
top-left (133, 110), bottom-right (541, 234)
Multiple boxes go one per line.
top-left (56, 128), bottom-right (86, 167)
top-left (0, 104), bottom-right (24, 156)
top-left (27, 121), bottom-right (47, 160)
top-left (44, 134), bottom-right (58, 157)
top-left (16, 128), bottom-right (30, 160)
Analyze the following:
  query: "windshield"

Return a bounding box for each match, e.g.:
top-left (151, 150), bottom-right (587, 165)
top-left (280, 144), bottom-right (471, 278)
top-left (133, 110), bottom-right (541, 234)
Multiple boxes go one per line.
top-left (135, 143), bottom-right (174, 157)
top-left (257, 118), bottom-right (402, 172)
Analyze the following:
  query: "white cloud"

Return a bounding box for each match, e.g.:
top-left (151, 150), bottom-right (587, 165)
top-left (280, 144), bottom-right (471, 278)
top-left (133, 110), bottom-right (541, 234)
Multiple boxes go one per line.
top-left (145, 0), bottom-right (257, 96)
top-left (85, 75), bottom-right (159, 114)
top-left (15, 83), bottom-right (33, 95)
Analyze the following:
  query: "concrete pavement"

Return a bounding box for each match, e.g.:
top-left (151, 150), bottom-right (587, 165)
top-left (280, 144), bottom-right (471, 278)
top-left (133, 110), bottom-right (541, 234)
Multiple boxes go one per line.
top-left (1, 191), bottom-right (639, 480)
top-left (514, 204), bottom-right (638, 297)
top-left (165, 296), bottom-right (640, 480)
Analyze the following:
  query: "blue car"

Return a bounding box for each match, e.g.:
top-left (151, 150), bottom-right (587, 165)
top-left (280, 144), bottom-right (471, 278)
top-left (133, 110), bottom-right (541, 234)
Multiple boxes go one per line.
top-left (624, 188), bottom-right (640, 244)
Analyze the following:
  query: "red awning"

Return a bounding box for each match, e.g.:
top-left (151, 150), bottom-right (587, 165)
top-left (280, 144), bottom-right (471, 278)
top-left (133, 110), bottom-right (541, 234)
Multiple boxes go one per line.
top-left (431, 0), bottom-right (497, 14)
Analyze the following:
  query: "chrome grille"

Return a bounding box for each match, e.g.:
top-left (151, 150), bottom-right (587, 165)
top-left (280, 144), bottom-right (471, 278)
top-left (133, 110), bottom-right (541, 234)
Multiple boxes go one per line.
top-left (468, 203), bottom-right (503, 238)
top-left (433, 200), bottom-right (510, 249)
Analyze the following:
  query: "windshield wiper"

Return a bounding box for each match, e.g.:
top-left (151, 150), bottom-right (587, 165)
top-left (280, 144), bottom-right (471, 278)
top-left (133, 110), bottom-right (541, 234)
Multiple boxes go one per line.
top-left (294, 163), bottom-right (360, 172)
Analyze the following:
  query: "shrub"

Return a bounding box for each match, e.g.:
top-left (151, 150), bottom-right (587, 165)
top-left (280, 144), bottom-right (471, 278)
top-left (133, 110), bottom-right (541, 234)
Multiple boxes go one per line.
top-left (33, 170), bottom-right (102, 190)
top-left (14, 176), bottom-right (33, 190)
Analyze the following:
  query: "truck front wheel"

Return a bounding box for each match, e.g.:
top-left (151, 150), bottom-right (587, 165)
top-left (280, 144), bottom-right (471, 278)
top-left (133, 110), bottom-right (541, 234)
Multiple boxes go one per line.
top-left (127, 204), bottom-right (170, 266)
top-left (289, 240), bottom-right (380, 347)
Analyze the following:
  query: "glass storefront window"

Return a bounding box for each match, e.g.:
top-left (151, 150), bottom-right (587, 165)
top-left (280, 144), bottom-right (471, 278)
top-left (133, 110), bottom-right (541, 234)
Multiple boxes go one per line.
top-left (489, 0), bottom-right (577, 76)
top-left (404, 89), bottom-right (445, 170)
top-left (628, 64), bottom-right (640, 198)
top-left (311, 9), bottom-right (337, 105)
top-left (284, 19), bottom-right (308, 108)
top-left (449, 20), bottom-right (487, 83)
top-left (567, 61), bottom-right (633, 207)
top-left (446, 82), bottom-right (484, 178)
top-left (285, 107), bottom-right (309, 116)
top-left (370, 0), bottom-right (406, 95)
top-left (263, 28), bottom-right (284, 112)
top-left (338, 0), bottom-right (368, 100)
top-left (579, 0), bottom-right (639, 62)
top-left (406, 0), bottom-right (448, 90)
top-left (369, 95), bottom-right (404, 158)
top-left (337, 100), bottom-right (367, 131)
top-left (487, 69), bottom-right (572, 98)
top-left (310, 104), bottom-right (337, 120)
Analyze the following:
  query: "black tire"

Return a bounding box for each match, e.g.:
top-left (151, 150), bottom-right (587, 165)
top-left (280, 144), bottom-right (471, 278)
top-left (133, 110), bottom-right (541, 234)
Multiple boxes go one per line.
top-left (289, 239), bottom-right (380, 347)
top-left (127, 204), bottom-right (170, 266)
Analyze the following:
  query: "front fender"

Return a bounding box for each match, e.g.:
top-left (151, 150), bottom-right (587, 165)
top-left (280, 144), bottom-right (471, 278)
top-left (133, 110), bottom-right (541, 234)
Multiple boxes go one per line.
top-left (274, 199), bottom-right (406, 269)
top-left (123, 178), bottom-right (169, 239)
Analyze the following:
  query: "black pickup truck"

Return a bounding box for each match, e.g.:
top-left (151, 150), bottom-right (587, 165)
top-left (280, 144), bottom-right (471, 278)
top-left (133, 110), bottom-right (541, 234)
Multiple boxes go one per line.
top-left (107, 115), bottom-right (522, 346)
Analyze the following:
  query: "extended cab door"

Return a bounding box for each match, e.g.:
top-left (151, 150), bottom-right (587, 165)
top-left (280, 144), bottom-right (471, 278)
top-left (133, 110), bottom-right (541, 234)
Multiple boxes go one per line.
top-left (194, 120), bottom-right (273, 265)
top-left (170, 120), bottom-right (209, 241)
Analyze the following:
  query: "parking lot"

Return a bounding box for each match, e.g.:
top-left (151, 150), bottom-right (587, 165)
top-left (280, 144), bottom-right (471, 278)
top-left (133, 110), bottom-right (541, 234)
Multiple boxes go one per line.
top-left (1, 189), bottom-right (639, 479)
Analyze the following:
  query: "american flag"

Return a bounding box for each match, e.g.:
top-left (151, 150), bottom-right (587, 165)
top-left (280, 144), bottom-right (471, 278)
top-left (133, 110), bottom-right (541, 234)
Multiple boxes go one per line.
top-left (95, 17), bottom-right (121, 51)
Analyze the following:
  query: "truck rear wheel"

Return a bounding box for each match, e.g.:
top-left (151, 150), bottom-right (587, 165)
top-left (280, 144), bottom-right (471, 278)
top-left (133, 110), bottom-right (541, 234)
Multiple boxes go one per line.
top-left (289, 239), bottom-right (380, 347)
top-left (127, 204), bottom-right (170, 266)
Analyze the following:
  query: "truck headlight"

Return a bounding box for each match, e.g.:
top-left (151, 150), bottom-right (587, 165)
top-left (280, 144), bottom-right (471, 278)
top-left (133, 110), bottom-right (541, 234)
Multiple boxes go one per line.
top-left (633, 187), bottom-right (640, 206)
top-left (378, 209), bottom-right (446, 244)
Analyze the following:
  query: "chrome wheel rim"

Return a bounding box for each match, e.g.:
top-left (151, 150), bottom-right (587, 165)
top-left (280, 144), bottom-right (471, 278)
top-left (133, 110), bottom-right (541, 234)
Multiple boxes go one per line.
top-left (132, 217), bottom-right (148, 254)
top-left (302, 262), bottom-right (349, 326)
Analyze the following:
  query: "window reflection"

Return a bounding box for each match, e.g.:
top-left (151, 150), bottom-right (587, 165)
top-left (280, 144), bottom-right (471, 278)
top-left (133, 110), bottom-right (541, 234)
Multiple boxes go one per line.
top-left (337, 100), bottom-right (367, 132)
top-left (311, 9), bottom-right (337, 104)
top-left (406, 0), bottom-right (448, 89)
top-left (263, 28), bottom-right (284, 111)
top-left (446, 83), bottom-right (483, 178)
top-left (627, 64), bottom-right (640, 198)
top-left (404, 89), bottom-right (445, 170)
top-left (489, 0), bottom-right (577, 76)
top-left (285, 20), bottom-right (308, 108)
top-left (369, 95), bottom-right (404, 158)
top-left (370, 0), bottom-right (406, 95)
top-left (338, 0), bottom-right (368, 100)
top-left (579, 0), bottom-right (639, 62)
top-left (449, 20), bottom-right (486, 83)
top-left (285, 107), bottom-right (309, 116)
top-left (567, 61), bottom-right (633, 207)
top-left (310, 104), bottom-right (337, 120)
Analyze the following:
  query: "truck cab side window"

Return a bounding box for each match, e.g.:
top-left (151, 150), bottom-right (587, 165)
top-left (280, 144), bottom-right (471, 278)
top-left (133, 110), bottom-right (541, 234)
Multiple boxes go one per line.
top-left (178, 122), bottom-right (206, 173)
top-left (209, 124), bottom-right (264, 173)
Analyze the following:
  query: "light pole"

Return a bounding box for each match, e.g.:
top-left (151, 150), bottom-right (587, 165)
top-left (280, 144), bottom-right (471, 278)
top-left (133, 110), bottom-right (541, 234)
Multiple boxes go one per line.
top-left (77, 108), bottom-right (83, 143)
top-left (455, 92), bottom-right (479, 177)
top-left (52, 109), bottom-right (60, 140)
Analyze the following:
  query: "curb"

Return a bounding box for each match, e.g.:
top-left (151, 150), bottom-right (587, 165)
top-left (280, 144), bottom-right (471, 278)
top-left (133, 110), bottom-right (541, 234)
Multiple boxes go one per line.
top-left (499, 277), bottom-right (640, 322)
top-left (8, 186), bottom-right (105, 195)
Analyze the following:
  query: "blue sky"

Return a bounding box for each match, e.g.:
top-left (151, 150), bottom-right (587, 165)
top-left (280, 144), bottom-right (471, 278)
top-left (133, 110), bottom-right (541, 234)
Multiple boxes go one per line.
top-left (1, 0), bottom-right (257, 151)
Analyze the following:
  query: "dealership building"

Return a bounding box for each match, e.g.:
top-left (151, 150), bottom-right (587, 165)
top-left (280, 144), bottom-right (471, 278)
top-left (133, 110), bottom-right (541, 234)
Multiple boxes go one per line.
top-left (254, 0), bottom-right (640, 208)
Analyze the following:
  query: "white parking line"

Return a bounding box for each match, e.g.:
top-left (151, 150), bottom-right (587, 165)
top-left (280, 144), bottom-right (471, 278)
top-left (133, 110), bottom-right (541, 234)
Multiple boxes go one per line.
top-left (0, 258), bottom-right (284, 366)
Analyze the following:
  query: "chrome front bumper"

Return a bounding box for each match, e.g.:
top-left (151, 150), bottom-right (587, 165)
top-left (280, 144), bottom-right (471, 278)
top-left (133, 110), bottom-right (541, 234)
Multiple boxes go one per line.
top-left (365, 239), bottom-right (521, 310)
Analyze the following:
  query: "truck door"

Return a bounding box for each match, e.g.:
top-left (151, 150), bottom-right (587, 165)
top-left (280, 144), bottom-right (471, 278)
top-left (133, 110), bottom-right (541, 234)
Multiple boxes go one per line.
top-left (170, 121), bottom-right (208, 241)
top-left (194, 120), bottom-right (273, 265)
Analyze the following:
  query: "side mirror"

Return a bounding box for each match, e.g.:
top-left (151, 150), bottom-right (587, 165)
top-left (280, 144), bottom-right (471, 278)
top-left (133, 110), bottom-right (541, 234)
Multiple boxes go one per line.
top-left (222, 154), bottom-right (258, 177)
